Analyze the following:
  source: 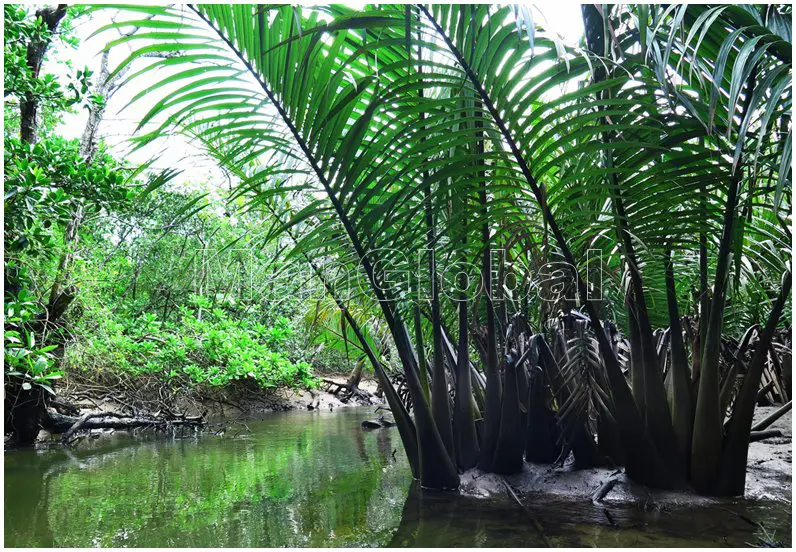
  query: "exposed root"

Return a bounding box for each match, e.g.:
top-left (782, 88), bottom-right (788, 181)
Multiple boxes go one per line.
top-left (46, 409), bottom-right (205, 445)
top-left (320, 378), bottom-right (373, 404)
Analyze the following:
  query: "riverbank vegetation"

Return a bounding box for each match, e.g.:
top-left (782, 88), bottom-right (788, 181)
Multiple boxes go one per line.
top-left (4, 4), bottom-right (792, 500)
top-left (4, 5), bottom-right (385, 443)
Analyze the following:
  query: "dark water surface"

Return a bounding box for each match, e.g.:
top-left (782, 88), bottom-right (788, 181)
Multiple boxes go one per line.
top-left (4, 407), bottom-right (791, 547)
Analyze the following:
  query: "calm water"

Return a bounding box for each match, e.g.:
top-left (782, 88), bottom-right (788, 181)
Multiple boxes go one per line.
top-left (4, 407), bottom-right (791, 547)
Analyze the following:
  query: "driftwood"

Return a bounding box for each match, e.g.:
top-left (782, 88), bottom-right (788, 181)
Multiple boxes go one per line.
top-left (45, 409), bottom-right (205, 445)
top-left (321, 378), bottom-right (372, 403)
top-left (751, 400), bottom-right (792, 432)
top-left (749, 429), bottom-right (783, 442)
top-left (592, 477), bottom-right (619, 502)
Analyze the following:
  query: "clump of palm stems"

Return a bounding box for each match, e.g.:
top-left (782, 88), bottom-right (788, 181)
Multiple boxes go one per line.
top-left (97, 3), bottom-right (791, 496)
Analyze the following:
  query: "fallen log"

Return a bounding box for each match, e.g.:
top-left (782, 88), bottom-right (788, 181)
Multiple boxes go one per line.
top-left (749, 429), bottom-right (783, 443)
top-left (61, 412), bottom-right (102, 444)
top-left (321, 378), bottom-right (372, 403)
top-left (44, 409), bottom-right (205, 445)
top-left (592, 477), bottom-right (619, 503)
top-left (751, 400), bottom-right (792, 432)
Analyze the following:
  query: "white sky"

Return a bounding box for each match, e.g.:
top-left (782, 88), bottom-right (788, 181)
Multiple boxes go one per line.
top-left (52, 4), bottom-right (585, 199)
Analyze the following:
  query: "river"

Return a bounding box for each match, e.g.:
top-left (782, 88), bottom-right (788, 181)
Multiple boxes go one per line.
top-left (4, 407), bottom-right (791, 547)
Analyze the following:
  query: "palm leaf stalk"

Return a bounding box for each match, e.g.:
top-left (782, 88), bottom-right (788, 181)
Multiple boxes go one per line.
top-left (413, 13), bottom-right (456, 462)
top-left (419, 3), bottom-right (678, 487)
top-left (474, 100), bottom-right (503, 472)
top-left (664, 248), bottom-right (695, 463)
top-left (450, 96), bottom-right (480, 470)
top-left (691, 67), bottom-right (758, 492)
top-left (581, 4), bottom-right (684, 478)
top-left (717, 271), bottom-right (791, 494)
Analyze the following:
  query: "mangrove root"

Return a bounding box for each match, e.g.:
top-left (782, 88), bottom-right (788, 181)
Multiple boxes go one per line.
top-left (321, 378), bottom-right (373, 404)
top-left (45, 410), bottom-right (205, 444)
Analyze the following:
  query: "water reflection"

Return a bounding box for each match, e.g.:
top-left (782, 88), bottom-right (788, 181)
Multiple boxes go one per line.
top-left (387, 482), bottom-right (792, 548)
top-left (4, 408), bottom-right (791, 548)
top-left (5, 409), bottom-right (409, 547)
top-left (388, 482), bottom-right (551, 547)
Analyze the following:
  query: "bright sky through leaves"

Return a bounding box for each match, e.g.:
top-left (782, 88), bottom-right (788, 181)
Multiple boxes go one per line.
top-left (53, 3), bottom-right (584, 200)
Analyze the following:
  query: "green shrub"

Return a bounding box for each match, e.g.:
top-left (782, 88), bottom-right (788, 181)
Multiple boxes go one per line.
top-left (65, 297), bottom-right (319, 390)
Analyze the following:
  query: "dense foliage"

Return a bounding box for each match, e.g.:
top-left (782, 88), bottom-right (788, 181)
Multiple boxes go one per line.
top-left (66, 301), bottom-right (316, 389)
top-left (4, 5), bottom-right (362, 432)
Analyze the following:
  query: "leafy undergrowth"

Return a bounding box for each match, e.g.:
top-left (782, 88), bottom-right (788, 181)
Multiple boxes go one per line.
top-left (64, 297), bottom-right (319, 392)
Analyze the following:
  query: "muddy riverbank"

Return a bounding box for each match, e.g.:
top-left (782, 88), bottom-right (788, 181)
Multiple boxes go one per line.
top-left (19, 374), bottom-right (383, 446)
top-left (460, 406), bottom-right (791, 504)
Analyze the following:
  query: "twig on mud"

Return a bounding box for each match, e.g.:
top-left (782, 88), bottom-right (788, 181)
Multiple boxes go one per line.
top-left (603, 508), bottom-right (619, 528)
top-left (592, 477), bottom-right (619, 503)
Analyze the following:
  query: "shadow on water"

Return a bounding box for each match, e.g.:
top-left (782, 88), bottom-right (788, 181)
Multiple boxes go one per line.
top-left (388, 482), bottom-right (552, 547)
top-left (386, 484), bottom-right (792, 547)
top-left (4, 407), bottom-right (791, 547)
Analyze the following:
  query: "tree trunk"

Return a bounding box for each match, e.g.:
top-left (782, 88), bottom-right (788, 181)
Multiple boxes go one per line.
top-left (46, 46), bottom-right (131, 322)
top-left (346, 358), bottom-right (364, 389)
top-left (4, 378), bottom-right (47, 445)
top-left (19, 5), bottom-right (68, 144)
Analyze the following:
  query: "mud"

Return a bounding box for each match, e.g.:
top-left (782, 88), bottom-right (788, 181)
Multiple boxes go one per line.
top-left (460, 405), bottom-right (791, 509)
